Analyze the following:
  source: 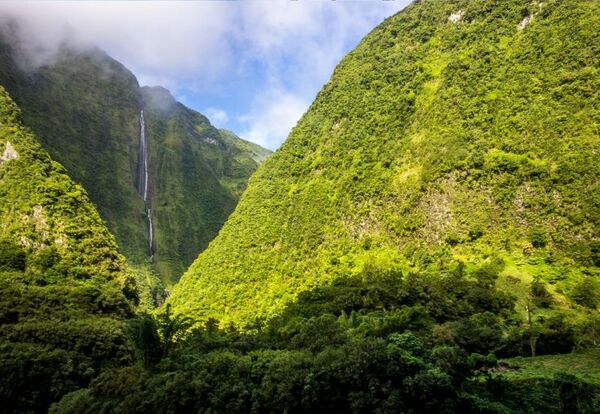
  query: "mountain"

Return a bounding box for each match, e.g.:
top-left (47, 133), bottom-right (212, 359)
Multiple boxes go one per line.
top-left (169, 0), bottom-right (599, 325)
top-left (0, 85), bottom-right (137, 412)
top-left (0, 34), bottom-right (270, 287)
top-left (139, 85), bottom-right (272, 284)
top-left (4, 1), bottom-right (593, 412)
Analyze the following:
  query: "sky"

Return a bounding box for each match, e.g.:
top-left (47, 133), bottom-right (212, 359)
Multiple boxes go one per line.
top-left (0, 0), bottom-right (411, 150)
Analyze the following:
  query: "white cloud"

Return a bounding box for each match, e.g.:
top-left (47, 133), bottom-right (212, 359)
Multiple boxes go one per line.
top-left (238, 89), bottom-right (308, 150)
top-left (0, 1), bottom-right (236, 77)
top-left (0, 0), bottom-right (410, 148)
top-left (204, 108), bottom-right (229, 126)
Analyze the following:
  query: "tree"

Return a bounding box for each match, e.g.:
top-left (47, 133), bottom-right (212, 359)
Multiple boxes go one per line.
top-left (156, 304), bottom-right (192, 355)
top-left (530, 278), bottom-right (553, 308)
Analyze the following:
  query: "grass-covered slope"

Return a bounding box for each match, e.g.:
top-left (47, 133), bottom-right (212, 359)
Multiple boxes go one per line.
top-left (0, 36), bottom-right (270, 285)
top-left (170, 0), bottom-right (599, 325)
top-left (0, 85), bottom-right (137, 413)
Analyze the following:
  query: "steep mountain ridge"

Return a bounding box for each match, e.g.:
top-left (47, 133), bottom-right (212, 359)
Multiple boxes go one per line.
top-left (0, 85), bottom-right (137, 412)
top-left (0, 35), bottom-right (270, 286)
top-left (140, 85), bottom-right (269, 283)
top-left (170, 0), bottom-right (599, 325)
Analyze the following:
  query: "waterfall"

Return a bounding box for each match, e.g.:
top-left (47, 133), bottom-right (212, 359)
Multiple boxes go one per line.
top-left (138, 110), bottom-right (154, 257)
top-left (137, 110), bottom-right (149, 202)
top-left (148, 208), bottom-right (154, 256)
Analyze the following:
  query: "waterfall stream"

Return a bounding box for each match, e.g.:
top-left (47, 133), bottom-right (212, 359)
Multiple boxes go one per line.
top-left (138, 110), bottom-right (154, 257)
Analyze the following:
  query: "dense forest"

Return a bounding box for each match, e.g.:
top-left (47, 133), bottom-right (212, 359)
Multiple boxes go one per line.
top-left (52, 268), bottom-right (600, 413)
top-left (171, 0), bottom-right (599, 326)
top-left (0, 85), bottom-right (138, 413)
top-left (0, 37), bottom-right (270, 287)
top-left (0, 0), bottom-right (598, 413)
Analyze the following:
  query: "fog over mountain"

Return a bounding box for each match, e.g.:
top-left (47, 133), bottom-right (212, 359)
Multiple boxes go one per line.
top-left (0, 1), bottom-right (408, 149)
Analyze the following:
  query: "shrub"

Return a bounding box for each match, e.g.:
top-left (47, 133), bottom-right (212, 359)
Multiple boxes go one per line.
top-left (528, 227), bottom-right (548, 248)
top-left (530, 278), bottom-right (554, 308)
top-left (0, 240), bottom-right (26, 271)
top-left (570, 278), bottom-right (600, 309)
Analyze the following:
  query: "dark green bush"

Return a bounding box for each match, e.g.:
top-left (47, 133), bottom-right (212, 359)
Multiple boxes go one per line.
top-left (0, 240), bottom-right (26, 271)
top-left (531, 278), bottom-right (554, 308)
top-left (570, 278), bottom-right (600, 309)
top-left (528, 227), bottom-right (548, 248)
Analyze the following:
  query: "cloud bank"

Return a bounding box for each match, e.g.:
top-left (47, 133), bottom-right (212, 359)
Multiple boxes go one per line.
top-left (0, 0), bottom-right (409, 149)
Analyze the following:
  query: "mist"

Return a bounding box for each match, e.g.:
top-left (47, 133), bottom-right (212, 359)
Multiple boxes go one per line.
top-left (0, 0), bottom-right (409, 149)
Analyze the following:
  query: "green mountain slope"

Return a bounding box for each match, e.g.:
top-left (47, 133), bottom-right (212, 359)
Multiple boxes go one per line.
top-left (170, 0), bottom-right (599, 325)
top-left (140, 86), bottom-right (271, 284)
top-left (0, 37), bottom-right (270, 286)
top-left (217, 128), bottom-right (273, 196)
top-left (0, 85), bottom-right (137, 413)
top-left (0, 43), bottom-right (147, 263)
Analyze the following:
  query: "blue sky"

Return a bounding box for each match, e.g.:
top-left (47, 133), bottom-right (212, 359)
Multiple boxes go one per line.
top-left (0, 1), bottom-right (411, 149)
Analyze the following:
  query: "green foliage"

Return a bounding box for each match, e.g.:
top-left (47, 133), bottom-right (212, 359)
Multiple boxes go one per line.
top-left (537, 314), bottom-right (576, 355)
top-left (155, 303), bottom-right (193, 355)
top-left (129, 315), bottom-right (162, 369)
top-left (2, 1), bottom-right (599, 411)
top-left (0, 41), bottom-right (270, 286)
top-left (531, 278), bottom-right (554, 308)
top-left (139, 86), bottom-right (271, 285)
top-left (51, 267), bottom-right (600, 413)
top-left (0, 86), bottom-right (137, 413)
top-left (570, 278), bottom-right (600, 310)
top-left (0, 85), bottom-right (127, 283)
top-left (501, 348), bottom-right (600, 387)
top-left (0, 42), bottom-right (149, 266)
top-left (0, 239), bottom-right (26, 271)
top-left (169, 0), bottom-right (600, 326)
top-left (574, 315), bottom-right (600, 350)
top-left (529, 227), bottom-right (548, 249)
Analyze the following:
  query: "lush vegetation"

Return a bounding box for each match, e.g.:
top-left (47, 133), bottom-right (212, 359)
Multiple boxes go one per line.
top-left (0, 38), bottom-right (270, 286)
top-left (1, 0), bottom-right (598, 412)
top-left (52, 266), bottom-right (600, 413)
top-left (0, 85), bottom-right (138, 412)
top-left (0, 41), bottom-right (150, 269)
top-left (501, 348), bottom-right (600, 386)
top-left (170, 0), bottom-right (600, 326)
top-left (140, 86), bottom-right (271, 285)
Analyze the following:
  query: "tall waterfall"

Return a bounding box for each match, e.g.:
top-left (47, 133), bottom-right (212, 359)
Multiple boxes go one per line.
top-left (137, 110), bottom-right (154, 257)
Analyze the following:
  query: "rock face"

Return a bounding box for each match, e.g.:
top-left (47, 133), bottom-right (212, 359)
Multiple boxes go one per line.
top-left (169, 0), bottom-right (600, 325)
top-left (0, 140), bottom-right (17, 164)
top-left (0, 38), bottom-right (270, 285)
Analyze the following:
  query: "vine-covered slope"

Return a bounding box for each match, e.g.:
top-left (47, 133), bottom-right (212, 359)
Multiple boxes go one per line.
top-left (170, 0), bottom-right (599, 325)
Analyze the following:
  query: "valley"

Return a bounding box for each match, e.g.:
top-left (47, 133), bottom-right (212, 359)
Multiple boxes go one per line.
top-left (0, 39), bottom-right (271, 289)
top-left (0, 0), bottom-right (598, 413)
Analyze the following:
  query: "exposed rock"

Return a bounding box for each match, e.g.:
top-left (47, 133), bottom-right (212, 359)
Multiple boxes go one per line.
top-left (518, 15), bottom-right (533, 30)
top-left (0, 141), bottom-right (18, 165)
top-left (518, 2), bottom-right (544, 30)
top-left (449, 10), bottom-right (465, 24)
